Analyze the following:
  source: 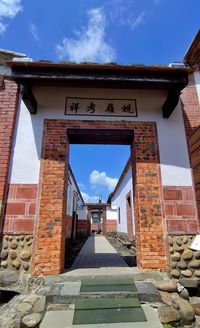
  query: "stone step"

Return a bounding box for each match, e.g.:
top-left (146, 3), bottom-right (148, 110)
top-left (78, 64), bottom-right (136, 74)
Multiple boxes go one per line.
top-left (43, 271), bottom-right (164, 284)
top-left (73, 297), bottom-right (146, 325)
top-left (40, 304), bottom-right (163, 328)
top-left (45, 282), bottom-right (161, 304)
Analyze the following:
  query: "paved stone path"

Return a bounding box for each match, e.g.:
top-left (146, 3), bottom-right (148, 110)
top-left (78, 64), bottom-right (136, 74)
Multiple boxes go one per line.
top-left (71, 235), bottom-right (128, 269)
top-left (39, 235), bottom-right (163, 327)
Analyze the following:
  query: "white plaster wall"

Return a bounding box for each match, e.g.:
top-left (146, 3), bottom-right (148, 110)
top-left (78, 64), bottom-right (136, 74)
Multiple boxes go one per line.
top-left (77, 206), bottom-right (87, 221)
top-left (9, 87), bottom-right (192, 187)
top-left (66, 182), bottom-right (73, 216)
top-left (66, 169), bottom-right (85, 218)
top-left (194, 71), bottom-right (200, 105)
top-left (111, 167), bottom-right (134, 234)
top-left (106, 208), bottom-right (118, 221)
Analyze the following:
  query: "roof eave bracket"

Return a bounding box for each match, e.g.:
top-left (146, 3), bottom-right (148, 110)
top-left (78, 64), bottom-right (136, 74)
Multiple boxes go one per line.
top-left (21, 84), bottom-right (37, 114)
top-left (162, 87), bottom-right (181, 118)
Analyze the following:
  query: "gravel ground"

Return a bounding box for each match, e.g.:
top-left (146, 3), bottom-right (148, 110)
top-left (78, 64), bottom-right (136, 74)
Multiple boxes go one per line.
top-left (106, 235), bottom-right (137, 267)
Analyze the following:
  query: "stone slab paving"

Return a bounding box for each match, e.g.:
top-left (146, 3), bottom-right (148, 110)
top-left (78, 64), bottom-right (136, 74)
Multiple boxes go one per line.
top-left (71, 235), bottom-right (128, 269)
top-left (40, 304), bottom-right (163, 328)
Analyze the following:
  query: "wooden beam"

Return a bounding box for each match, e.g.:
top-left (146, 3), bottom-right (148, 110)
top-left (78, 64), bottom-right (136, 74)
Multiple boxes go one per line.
top-left (67, 128), bottom-right (134, 145)
top-left (162, 88), bottom-right (181, 118)
top-left (21, 84), bottom-right (37, 114)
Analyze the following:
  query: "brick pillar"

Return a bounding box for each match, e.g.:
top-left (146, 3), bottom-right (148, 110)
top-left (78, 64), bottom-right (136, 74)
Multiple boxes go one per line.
top-left (0, 78), bottom-right (19, 233)
top-left (31, 120), bottom-right (69, 275)
top-left (132, 124), bottom-right (168, 271)
top-left (181, 72), bottom-right (200, 137)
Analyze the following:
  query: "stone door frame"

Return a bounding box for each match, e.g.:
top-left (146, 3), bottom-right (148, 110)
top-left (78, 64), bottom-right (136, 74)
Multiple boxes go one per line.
top-left (31, 119), bottom-right (168, 275)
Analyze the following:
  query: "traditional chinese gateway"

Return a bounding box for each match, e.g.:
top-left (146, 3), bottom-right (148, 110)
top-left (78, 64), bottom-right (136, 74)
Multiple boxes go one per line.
top-left (0, 31), bottom-right (200, 276)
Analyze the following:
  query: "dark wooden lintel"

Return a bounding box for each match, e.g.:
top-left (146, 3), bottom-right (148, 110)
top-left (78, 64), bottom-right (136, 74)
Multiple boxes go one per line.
top-left (67, 128), bottom-right (134, 145)
top-left (162, 88), bottom-right (181, 118)
top-left (21, 84), bottom-right (37, 114)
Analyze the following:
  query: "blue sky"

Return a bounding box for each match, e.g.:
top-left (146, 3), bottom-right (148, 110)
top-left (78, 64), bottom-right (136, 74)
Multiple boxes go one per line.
top-left (0, 0), bottom-right (199, 202)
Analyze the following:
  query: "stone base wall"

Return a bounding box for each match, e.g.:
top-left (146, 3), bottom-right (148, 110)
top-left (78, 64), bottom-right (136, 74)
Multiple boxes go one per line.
top-left (169, 235), bottom-right (200, 278)
top-left (0, 234), bottom-right (33, 272)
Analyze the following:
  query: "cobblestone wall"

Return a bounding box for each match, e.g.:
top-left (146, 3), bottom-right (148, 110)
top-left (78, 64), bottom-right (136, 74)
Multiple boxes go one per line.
top-left (0, 234), bottom-right (33, 272)
top-left (169, 235), bottom-right (200, 278)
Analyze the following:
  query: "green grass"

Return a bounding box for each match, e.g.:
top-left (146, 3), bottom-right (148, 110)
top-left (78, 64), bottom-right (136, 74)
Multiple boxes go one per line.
top-left (163, 323), bottom-right (184, 328)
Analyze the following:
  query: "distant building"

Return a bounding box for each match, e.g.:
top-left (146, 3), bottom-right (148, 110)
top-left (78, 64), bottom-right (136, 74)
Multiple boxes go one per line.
top-left (107, 158), bottom-right (134, 240)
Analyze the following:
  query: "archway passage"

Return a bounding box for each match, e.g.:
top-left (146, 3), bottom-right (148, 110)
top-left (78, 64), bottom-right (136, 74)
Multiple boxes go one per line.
top-left (31, 120), bottom-right (168, 275)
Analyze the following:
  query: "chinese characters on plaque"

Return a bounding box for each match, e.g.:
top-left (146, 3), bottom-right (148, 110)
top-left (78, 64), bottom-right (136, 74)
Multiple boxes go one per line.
top-left (65, 97), bottom-right (138, 117)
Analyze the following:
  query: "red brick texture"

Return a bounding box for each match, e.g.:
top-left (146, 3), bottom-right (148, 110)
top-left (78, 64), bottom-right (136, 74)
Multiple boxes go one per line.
top-left (77, 220), bottom-right (90, 234)
top-left (106, 220), bottom-right (117, 232)
top-left (163, 186), bottom-right (199, 235)
top-left (31, 122), bottom-right (69, 276)
top-left (3, 184), bottom-right (37, 235)
top-left (181, 72), bottom-right (200, 228)
top-left (189, 126), bottom-right (200, 222)
top-left (181, 73), bottom-right (200, 137)
top-left (0, 78), bottom-right (19, 231)
top-left (31, 119), bottom-right (168, 275)
top-left (126, 191), bottom-right (134, 240)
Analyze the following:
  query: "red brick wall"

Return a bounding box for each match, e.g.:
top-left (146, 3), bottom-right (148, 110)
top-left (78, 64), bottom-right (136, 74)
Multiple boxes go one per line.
top-left (181, 73), bottom-right (200, 137)
top-left (0, 78), bottom-right (19, 231)
top-left (3, 184), bottom-right (37, 234)
top-left (163, 186), bottom-right (199, 235)
top-left (90, 222), bottom-right (99, 231)
top-left (77, 219), bottom-right (90, 234)
top-left (30, 121), bottom-right (69, 275)
top-left (189, 126), bottom-right (200, 221)
top-left (106, 220), bottom-right (117, 232)
top-left (181, 72), bottom-right (200, 229)
top-left (32, 119), bottom-right (168, 275)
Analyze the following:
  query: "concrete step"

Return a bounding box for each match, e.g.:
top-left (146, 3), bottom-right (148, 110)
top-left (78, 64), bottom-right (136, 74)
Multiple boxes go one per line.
top-left (45, 281), bottom-right (161, 304)
top-left (40, 304), bottom-right (163, 328)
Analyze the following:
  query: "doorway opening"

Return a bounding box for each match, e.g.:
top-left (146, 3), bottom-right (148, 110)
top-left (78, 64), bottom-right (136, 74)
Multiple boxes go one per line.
top-left (32, 120), bottom-right (167, 276)
top-left (64, 129), bottom-right (136, 269)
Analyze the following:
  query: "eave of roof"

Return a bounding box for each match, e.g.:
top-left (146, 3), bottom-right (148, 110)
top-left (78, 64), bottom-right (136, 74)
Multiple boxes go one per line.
top-left (184, 29), bottom-right (200, 66)
top-left (6, 60), bottom-right (192, 73)
top-left (86, 203), bottom-right (110, 207)
top-left (7, 60), bottom-right (189, 118)
top-left (0, 49), bottom-right (26, 58)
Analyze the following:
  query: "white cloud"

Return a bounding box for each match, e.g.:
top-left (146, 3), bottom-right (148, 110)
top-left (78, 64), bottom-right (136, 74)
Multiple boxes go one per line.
top-left (129, 11), bottom-right (145, 30)
top-left (81, 192), bottom-right (100, 203)
top-left (29, 22), bottom-right (39, 42)
top-left (0, 0), bottom-right (22, 35)
top-left (89, 170), bottom-right (118, 192)
top-left (0, 21), bottom-right (6, 35)
top-left (107, 0), bottom-right (145, 30)
top-left (0, 0), bottom-right (22, 18)
top-left (56, 7), bottom-right (115, 63)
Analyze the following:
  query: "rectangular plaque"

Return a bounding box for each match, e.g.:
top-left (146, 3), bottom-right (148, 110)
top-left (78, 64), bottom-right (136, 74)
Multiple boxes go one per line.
top-left (65, 97), bottom-right (137, 117)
